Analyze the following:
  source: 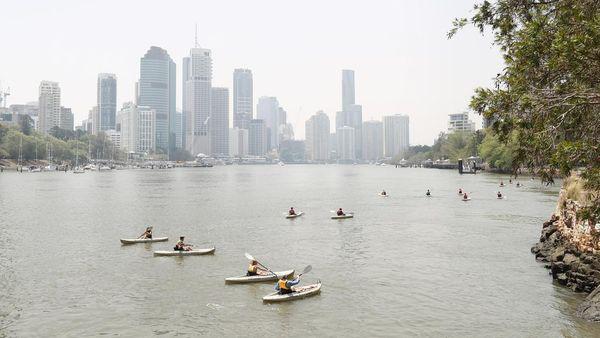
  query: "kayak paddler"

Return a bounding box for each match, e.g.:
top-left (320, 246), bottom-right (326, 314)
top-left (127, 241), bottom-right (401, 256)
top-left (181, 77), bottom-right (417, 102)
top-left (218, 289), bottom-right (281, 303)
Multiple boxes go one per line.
top-left (497, 191), bottom-right (503, 198)
top-left (336, 208), bottom-right (345, 216)
top-left (247, 260), bottom-right (268, 276)
top-left (289, 207), bottom-right (296, 216)
top-left (426, 189), bottom-right (431, 196)
top-left (139, 226), bottom-right (153, 239)
top-left (381, 190), bottom-right (387, 196)
top-left (276, 275), bottom-right (300, 295)
top-left (174, 236), bottom-right (192, 251)
top-left (458, 188), bottom-right (463, 194)
top-left (463, 192), bottom-right (469, 200)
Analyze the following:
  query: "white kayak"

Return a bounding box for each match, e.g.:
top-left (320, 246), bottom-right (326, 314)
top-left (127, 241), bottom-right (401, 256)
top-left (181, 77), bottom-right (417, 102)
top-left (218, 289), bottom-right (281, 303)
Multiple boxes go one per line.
top-left (462, 198), bottom-right (472, 201)
top-left (153, 247), bottom-right (216, 256)
top-left (225, 270), bottom-right (295, 284)
top-left (331, 214), bottom-right (354, 219)
top-left (379, 193), bottom-right (388, 197)
top-left (497, 196), bottom-right (504, 199)
top-left (286, 212), bottom-right (304, 219)
top-left (120, 237), bottom-right (168, 244)
top-left (263, 281), bottom-right (322, 303)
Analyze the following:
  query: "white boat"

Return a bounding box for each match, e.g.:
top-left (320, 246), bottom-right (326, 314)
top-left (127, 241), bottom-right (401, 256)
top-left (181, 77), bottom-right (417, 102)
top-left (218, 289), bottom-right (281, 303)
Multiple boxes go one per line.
top-left (262, 281), bottom-right (322, 303)
top-left (28, 167), bottom-right (41, 173)
top-left (225, 270), bottom-right (295, 284)
top-left (378, 193), bottom-right (389, 197)
top-left (153, 247), bottom-right (216, 256)
top-left (462, 198), bottom-right (472, 201)
top-left (99, 165), bottom-right (111, 171)
top-left (286, 212), bottom-right (304, 219)
top-left (120, 237), bottom-right (169, 244)
top-left (497, 196), bottom-right (504, 199)
top-left (73, 167), bottom-right (85, 174)
top-left (331, 214), bottom-right (354, 219)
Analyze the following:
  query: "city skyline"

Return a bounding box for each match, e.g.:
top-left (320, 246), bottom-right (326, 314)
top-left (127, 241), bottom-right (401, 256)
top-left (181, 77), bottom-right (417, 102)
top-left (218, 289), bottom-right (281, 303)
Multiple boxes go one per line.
top-left (0, 0), bottom-right (502, 145)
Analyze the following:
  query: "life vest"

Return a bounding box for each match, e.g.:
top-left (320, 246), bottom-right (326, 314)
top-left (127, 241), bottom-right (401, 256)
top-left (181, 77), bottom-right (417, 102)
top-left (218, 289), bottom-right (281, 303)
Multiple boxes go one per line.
top-left (278, 279), bottom-right (290, 290)
top-left (248, 265), bottom-right (257, 273)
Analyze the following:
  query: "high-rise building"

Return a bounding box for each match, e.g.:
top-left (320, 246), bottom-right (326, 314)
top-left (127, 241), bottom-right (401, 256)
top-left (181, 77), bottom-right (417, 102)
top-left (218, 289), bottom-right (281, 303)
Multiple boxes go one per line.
top-left (248, 119), bottom-right (267, 156)
top-left (337, 126), bottom-right (356, 162)
top-left (38, 81), bottom-right (61, 134)
top-left (210, 87), bottom-right (229, 155)
top-left (305, 111), bottom-right (330, 162)
top-left (117, 102), bottom-right (156, 154)
top-left (336, 105), bottom-right (362, 159)
top-left (448, 112), bottom-right (476, 133)
top-left (183, 45), bottom-right (212, 156)
top-left (97, 73), bottom-right (117, 133)
top-left (342, 69), bottom-right (355, 111)
top-left (233, 69), bottom-right (253, 129)
top-left (256, 96), bottom-right (280, 150)
top-left (175, 110), bottom-right (183, 149)
top-left (362, 120), bottom-right (383, 161)
top-left (383, 114), bottom-right (410, 158)
top-left (139, 46), bottom-right (176, 153)
top-left (229, 127), bottom-right (249, 157)
top-left (59, 107), bottom-right (74, 131)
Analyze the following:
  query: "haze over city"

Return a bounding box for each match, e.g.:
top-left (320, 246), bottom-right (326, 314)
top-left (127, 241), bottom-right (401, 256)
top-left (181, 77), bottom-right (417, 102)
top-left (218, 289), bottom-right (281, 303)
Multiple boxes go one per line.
top-left (1, 0), bottom-right (502, 145)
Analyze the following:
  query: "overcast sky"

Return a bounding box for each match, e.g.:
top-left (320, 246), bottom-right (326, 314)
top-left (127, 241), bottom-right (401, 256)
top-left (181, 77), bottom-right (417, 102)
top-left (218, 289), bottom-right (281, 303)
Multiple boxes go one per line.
top-left (1, 0), bottom-right (502, 145)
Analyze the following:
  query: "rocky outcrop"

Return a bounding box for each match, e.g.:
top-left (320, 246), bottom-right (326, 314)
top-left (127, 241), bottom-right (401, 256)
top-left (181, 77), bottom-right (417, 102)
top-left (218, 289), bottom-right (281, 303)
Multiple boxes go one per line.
top-left (531, 180), bottom-right (600, 321)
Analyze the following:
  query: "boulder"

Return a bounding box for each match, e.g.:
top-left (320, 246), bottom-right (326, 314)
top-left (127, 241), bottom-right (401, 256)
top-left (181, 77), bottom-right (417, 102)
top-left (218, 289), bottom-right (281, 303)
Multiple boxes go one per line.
top-left (563, 253), bottom-right (578, 266)
top-left (551, 248), bottom-right (566, 262)
top-left (557, 273), bottom-right (568, 285)
top-left (577, 285), bottom-right (600, 322)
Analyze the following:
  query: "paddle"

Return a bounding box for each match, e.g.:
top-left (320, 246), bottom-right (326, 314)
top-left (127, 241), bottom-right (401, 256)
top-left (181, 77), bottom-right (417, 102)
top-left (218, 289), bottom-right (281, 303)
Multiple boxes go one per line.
top-left (297, 265), bottom-right (312, 277)
top-left (245, 253), bottom-right (277, 276)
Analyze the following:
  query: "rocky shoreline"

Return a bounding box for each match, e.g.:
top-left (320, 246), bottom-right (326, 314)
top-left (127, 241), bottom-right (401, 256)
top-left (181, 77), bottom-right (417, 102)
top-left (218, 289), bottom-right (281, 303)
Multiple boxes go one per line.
top-left (531, 184), bottom-right (600, 321)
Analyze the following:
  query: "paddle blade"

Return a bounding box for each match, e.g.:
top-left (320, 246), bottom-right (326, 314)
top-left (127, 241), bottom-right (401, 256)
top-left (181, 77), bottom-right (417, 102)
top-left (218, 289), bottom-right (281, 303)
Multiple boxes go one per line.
top-left (244, 252), bottom-right (254, 261)
top-left (301, 265), bottom-right (312, 274)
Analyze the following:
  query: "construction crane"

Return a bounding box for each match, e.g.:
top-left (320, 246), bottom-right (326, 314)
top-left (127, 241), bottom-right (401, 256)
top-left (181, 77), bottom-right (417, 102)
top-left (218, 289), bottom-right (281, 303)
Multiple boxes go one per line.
top-left (0, 84), bottom-right (10, 108)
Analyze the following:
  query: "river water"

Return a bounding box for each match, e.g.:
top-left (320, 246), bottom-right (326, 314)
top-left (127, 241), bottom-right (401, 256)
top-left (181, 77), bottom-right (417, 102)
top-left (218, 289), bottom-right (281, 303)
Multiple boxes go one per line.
top-left (1, 166), bottom-right (599, 337)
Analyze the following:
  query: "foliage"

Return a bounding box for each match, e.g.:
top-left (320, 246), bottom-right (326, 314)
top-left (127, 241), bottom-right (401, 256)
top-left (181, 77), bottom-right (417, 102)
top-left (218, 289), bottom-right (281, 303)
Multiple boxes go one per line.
top-left (452, 0), bottom-right (600, 218)
top-left (401, 132), bottom-right (481, 163)
top-left (478, 130), bottom-right (517, 171)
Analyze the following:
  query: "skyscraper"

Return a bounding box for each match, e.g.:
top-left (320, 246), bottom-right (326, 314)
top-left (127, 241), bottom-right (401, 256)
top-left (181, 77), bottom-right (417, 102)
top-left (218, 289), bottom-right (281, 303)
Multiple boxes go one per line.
top-left (139, 46), bottom-right (176, 153)
top-left (117, 102), bottom-right (156, 154)
top-left (183, 45), bottom-right (212, 156)
top-left (248, 119), bottom-right (267, 156)
top-left (256, 96), bottom-right (280, 150)
top-left (38, 81), bottom-right (61, 134)
top-left (448, 113), bottom-right (476, 133)
top-left (59, 107), bottom-right (74, 131)
top-left (305, 111), bottom-right (330, 162)
top-left (233, 69), bottom-right (253, 129)
top-left (229, 127), bottom-right (249, 157)
top-left (383, 114), bottom-right (410, 158)
top-left (97, 73), bottom-right (117, 133)
top-left (210, 87), bottom-right (229, 155)
top-left (342, 69), bottom-right (355, 111)
top-left (362, 120), bottom-right (383, 161)
top-left (337, 126), bottom-right (356, 162)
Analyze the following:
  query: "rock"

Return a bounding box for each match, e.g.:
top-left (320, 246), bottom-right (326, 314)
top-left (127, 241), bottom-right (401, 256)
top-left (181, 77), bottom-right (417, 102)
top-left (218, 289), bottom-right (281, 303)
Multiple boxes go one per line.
top-left (551, 248), bottom-right (566, 262)
top-left (551, 262), bottom-right (566, 277)
top-left (557, 273), bottom-right (568, 285)
top-left (563, 253), bottom-right (578, 266)
top-left (583, 255), bottom-right (595, 264)
top-left (577, 285), bottom-right (600, 322)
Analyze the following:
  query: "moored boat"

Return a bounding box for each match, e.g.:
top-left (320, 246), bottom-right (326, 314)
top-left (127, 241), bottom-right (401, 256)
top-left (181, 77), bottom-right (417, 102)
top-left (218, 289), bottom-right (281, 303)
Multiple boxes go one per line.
top-left (120, 237), bottom-right (168, 244)
top-left (262, 281), bottom-right (322, 303)
top-left (225, 270), bottom-right (294, 284)
top-left (153, 247), bottom-right (215, 256)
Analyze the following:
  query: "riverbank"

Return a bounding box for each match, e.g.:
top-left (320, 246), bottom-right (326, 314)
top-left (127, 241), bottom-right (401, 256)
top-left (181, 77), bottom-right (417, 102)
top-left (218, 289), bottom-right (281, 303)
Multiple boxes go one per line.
top-left (531, 174), bottom-right (600, 321)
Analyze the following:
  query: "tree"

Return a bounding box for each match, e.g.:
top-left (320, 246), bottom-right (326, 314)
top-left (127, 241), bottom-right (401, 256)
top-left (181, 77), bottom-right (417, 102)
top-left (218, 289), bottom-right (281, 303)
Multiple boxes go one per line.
top-left (451, 0), bottom-right (600, 219)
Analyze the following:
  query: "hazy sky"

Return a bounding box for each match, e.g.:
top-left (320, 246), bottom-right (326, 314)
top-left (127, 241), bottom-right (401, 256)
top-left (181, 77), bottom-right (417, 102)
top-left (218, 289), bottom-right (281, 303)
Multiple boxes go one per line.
top-left (1, 0), bottom-right (502, 145)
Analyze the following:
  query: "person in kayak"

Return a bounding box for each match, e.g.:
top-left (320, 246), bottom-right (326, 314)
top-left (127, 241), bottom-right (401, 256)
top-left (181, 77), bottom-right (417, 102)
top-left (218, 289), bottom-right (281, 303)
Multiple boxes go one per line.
top-left (509, 178), bottom-right (513, 184)
top-left (458, 188), bottom-right (463, 194)
top-left (289, 207), bottom-right (296, 216)
top-left (276, 275), bottom-right (301, 294)
top-left (174, 236), bottom-right (192, 251)
top-left (381, 190), bottom-right (387, 196)
top-left (500, 180), bottom-right (505, 187)
top-left (463, 192), bottom-right (469, 200)
top-left (337, 208), bottom-right (345, 216)
top-left (426, 189), bottom-right (431, 196)
top-left (247, 260), bottom-right (268, 276)
top-left (516, 182), bottom-right (521, 187)
top-left (497, 191), bottom-right (503, 198)
top-left (139, 226), bottom-right (153, 239)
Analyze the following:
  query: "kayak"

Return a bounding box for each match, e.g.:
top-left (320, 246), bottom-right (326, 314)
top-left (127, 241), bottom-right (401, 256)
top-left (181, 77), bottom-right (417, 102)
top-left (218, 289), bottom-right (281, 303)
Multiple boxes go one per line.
top-left (153, 247), bottom-right (216, 256)
top-left (379, 193), bottom-right (388, 197)
top-left (263, 281), bottom-right (322, 303)
top-left (497, 196), bottom-right (504, 199)
top-left (286, 212), bottom-right (304, 219)
top-left (331, 214), bottom-right (353, 219)
top-left (120, 237), bottom-right (168, 244)
top-left (225, 270), bottom-right (295, 284)
top-left (462, 198), bottom-right (472, 201)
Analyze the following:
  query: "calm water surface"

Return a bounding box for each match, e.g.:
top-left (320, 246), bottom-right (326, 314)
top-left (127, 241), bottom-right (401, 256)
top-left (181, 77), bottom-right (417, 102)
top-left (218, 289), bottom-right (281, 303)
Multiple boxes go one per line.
top-left (1, 166), bottom-right (599, 337)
